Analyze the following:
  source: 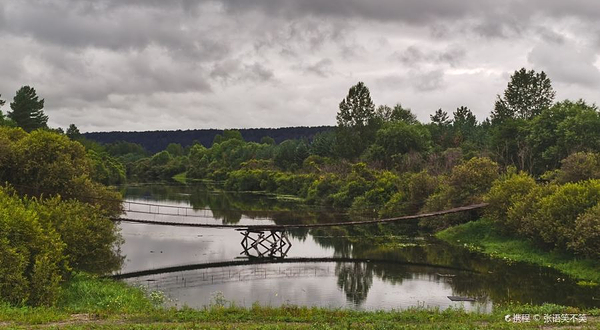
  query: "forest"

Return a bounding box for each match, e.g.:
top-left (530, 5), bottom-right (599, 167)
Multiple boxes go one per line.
top-left (1, 67), bottom-right (600, 309)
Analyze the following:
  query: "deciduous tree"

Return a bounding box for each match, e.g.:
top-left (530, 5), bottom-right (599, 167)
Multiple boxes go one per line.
top-left (336, 82), bottom-right (378, 159)
top-left (491, 68), bottom-right (555, 122)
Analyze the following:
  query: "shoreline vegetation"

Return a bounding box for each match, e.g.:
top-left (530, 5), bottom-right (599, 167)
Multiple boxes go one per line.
top-left (436, 217), bottom-right (600, 284)
top-left (1, 274), bottom-right (598, 329)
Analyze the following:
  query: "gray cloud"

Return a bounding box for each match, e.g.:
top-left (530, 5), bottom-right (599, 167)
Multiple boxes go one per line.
top-left (294, 59), bottom-right (334, 77)
top-left (1, 0), bottom-right (599, 131)
top-left (395, 46), bottom-right (466, 67)
top-left (528, 41), bottom-right (600, 88)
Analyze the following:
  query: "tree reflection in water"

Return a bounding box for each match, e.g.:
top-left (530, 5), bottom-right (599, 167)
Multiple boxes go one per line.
top-left (335, 262), bottom-right (374, 305)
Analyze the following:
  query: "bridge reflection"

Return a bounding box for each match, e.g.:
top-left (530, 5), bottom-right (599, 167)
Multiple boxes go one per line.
top-left (238, 229), bottom-right (291, 258)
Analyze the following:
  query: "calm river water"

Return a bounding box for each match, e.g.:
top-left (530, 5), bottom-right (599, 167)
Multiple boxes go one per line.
top-left (115, 184), bottom-right (600, 311)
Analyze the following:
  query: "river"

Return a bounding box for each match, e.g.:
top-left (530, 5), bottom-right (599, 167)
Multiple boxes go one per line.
top-left (115, 183), bottom-right (600, 311)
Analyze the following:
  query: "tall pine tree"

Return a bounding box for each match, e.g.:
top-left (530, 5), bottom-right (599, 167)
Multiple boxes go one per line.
top-left (8, 86), bottom-right (48, 132)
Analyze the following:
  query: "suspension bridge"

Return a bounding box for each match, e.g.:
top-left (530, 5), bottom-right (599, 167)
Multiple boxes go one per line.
top-left (112, 200), bottom-right (488, 259)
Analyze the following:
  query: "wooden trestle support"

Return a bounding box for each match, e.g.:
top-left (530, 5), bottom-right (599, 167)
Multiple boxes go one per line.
top-left (237, 228), bottom-right (291, 258)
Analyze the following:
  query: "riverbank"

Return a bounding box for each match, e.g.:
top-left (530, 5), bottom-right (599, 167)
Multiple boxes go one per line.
top-left (1, 274), bottom-right (599, 329)
top-left (436, 217), bottom-right (600, 284)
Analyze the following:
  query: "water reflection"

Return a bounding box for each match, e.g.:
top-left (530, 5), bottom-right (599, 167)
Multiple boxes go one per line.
top-left (336, 262), bottom-right (373, 305)
top-left (117, 183), bottom-right (600, 310)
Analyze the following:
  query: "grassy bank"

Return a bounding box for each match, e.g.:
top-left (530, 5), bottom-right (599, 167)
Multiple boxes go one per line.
top-left (436, 217), bottom-right (600, 284)
top-left (1, 274), bottom-right (599, 329)
top-left (172, 172), bottom-right (187, 184)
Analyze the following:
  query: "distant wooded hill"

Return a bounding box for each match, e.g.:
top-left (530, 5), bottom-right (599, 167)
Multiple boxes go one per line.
top-left (83, 126), bottom-right (334, 153)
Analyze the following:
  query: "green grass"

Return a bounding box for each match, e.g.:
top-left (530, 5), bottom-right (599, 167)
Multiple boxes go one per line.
top-left (172, 172), bottom-right (187, 184)
top-left (436, 217), bottom-right (600, 283)
top-left (57, 273), bottom-right (156, 314)
top-left (1, 273), bottom-right (599, 328)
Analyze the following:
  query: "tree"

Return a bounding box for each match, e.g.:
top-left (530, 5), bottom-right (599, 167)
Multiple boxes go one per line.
top-left (375, 104), bottom-right (418, 124)
top-left (365, 121), bottom-right (431, 168)
top-left (491, 68), bottom-right (555, 122)
top-left (337, 82), bottom-right (376, 129)
top-left (336, 82), bottom-right (378, 158)
top-left (66, 124), bottom-right (81, 139)
top-left (528, 100), bottom-right (600, 174)
top-left (8, 86), bottom-right (48, 132)
top-left (429, 109), bottom-right (453, 148)
top-left (260, 136), bottom-right (275, 145)
top-left (452, 106), bottom-right (477, 143)
top-left (165, 143), bottom-right (184, 157)
top-left (430, 109), bottom-right (451, 126)
top-left (310, 131), bottom-right (337, 157)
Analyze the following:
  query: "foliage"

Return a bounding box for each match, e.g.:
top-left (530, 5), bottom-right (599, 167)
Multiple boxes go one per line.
top-left (492, 68), bottom-right (555, 122)
top-left (87, 150), bottom-right (127, 185)
top-left (0, 187), bottom-right (66, 306)
top-left (484, 169), bottom-right (537, 229)
top-left (569, 203), bottom-right (600, 258)
top-left (445, 157), bottom-right (499, 205)
top-left (486, 169), bottom-right (600, 258)
top-left (375, 104), bottom-right (418, 124)
top-left (260, 136), bottom-right (275, 145)
top-left (365, 121), bottom-right (431, 168)
top-left (31, 197), bottom-right (123, 274)
top-left (452, 106), bottom-right (477, 144)
top-left (437, 217), bottom-right (600, 283)
top-left (336, 81), bottom-right (378, 159)
top-left (65, 124), bottom-right (80, 140)
top-left (0, 110), bottom-right (17, 127)
top-left (555, 151), bottom-right (600, 184)
top-left (530, 180), bottom-right (600, 251)
top-left (528, 100), bottom-right (600, 174)
top-left (0, 128), bottom-right (122, 215)
top-left (7, 86), bottom-right (48, 132)
top-left (165, 143), bottom-right (184, 157)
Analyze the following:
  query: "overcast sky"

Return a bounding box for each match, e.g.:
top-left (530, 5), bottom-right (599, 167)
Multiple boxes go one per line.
top-left (1, 0), bottom-right (599, 132)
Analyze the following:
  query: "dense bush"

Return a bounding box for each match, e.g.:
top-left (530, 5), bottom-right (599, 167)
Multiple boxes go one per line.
top-left (485, 170), bottom-right (537, 229)
top-left (31, 197), bottom-right (123, 274)
top-left (530, 180), bottom-right (600, 250)
top-left (485, 172), bottom-right (600, 257)
top-left (0, 186), bottom-right (124, 307)
top-left (0, 188), bottom-right (66, 306)
top-left (555, 152), bottom-right (600, 184)
top-left (446, 157), bottom-right (499, 205)
top-left (0, 128), bottom-right (123, 215)
top-left (87, 150), bottom-right (126, 185)
top-left (569, 203), bottom-right (600, 258)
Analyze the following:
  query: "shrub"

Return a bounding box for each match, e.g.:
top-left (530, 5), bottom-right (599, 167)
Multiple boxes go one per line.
top-left (31, 197), bottom-right (124, 274)
top-left (569, 203), bottom-right (600, 258)
top-left (446, 157), bottom-right (499, 205)
top-left (505, 183), bottom-right (558, 238)
top-left (0, 188), bottom-right (66, 306)
top-left (406, 171), bottom-right (439, 213)
top-left (555, 152), bottom-right (600, 184)
top-left (305, 174), bottom-right (342, 206)
top-left (529, 180), bottom-right (600, 249)
top-left (379, 191), bottom-right (409, 218)
top-left (225, 170), bottom-right (269, 191)
top-left (485, 170), bottom-right (537, 228)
